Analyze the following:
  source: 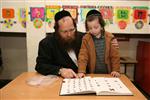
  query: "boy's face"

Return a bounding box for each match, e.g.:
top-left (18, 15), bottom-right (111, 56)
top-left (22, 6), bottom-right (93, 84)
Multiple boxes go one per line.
top-left (87, 18), bottom-right (102, 37)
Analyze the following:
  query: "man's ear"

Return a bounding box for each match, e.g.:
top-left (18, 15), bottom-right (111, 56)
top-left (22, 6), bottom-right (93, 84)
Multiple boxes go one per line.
top-left (74, 18), bottom-right (78, 24)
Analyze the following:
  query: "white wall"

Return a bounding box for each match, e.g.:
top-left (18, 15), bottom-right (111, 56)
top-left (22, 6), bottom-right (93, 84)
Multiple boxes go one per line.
top-left (26, 0), bottom-right (46, 72)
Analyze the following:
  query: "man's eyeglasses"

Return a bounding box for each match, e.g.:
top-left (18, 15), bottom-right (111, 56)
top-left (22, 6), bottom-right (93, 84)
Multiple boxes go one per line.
top-left (59, 28), bottom-right (76, 34)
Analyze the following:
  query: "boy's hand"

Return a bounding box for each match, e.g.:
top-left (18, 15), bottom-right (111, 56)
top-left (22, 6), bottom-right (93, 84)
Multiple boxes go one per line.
top-left (77, 72), bottom-right (85, 78)
top-left (111, 71), bottom-right (120, 77)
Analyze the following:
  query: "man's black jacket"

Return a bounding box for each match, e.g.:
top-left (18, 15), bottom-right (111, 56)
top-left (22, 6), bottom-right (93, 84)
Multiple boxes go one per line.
top-left (35, 32), bottom-right (85, 75)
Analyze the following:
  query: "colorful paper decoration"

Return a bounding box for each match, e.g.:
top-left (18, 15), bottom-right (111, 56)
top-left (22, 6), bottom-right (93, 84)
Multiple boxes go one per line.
top-left (132, 6), bottom-right (148, 29)
top-left (135, 20), bottom-right (144, 29)
top-left (2, 8), bottom-right (15, 18)
top-left (133, 6), bottom-right (148, 23)
top-left (63, 5), bottom-right (78, 22)
top-left (2, 8), bottom-right (16, 28)
top-left (115, 7), bottom-right (131, 30)
top-left (99, 6), bottom-right (114, 25)
top-left (2, 19), bottom-right (16, 28)
top-left (46, 5), bottom-right (61, 28)
top-left (18, 8), bottom-right (27, 28)
top-left (33, 18), bottom-right (43, 29)
top-left (118, 20), bottom-right (127, 30)
top-left (148, 14), bottom-right (150, 25)
top-left (30, 7), bottom-right (45, 21)
top-left (46, 5), bottom-right (61, 23)
top-left (80, 6), bottom-right (96, 22)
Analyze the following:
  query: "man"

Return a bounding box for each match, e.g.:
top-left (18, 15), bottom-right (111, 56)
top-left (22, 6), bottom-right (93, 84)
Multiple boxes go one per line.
top-left (35, 10), bottom-right (84, 78)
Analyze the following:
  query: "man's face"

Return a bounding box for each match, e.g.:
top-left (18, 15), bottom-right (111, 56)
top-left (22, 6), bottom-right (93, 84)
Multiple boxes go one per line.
top-left (57, 16), bottom-right (77, 50)
top-left (58, 16), bottom-right (76, 43)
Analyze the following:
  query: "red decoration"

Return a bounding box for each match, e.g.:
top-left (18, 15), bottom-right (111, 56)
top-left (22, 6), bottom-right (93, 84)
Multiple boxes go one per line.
top-left (118, 20), bottom-right (127, 29)
top-left (134, 10), bottom-right (147, 20)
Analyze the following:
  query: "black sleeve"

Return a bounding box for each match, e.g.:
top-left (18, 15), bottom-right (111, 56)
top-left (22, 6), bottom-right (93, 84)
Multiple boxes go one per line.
top-left (35, 37), bottom-right (61, 75)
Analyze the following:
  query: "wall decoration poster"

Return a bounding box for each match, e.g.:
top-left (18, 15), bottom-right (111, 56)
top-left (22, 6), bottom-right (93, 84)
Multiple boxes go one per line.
top-left (46, 5), bottom-right (61, 27)
top-left (30, 7), bottom-right (45, 21)
top-left (99, 6), bottom-right (114, 26)
top-left (2, 8), bottom-right (14, 18)
top-left (148, 14), bottom-right (150, 25)
top-left (80, 6), bottom-right (96, 22)
top-left (115, 7), bottom-right (130, 30)
top-left (2, 19), bottom-right (17, 28)
top-left (18, 8), bottom-right (27, 28)
top-left (63, 5), bottom-right (78, 22)
top-left (132, 6), bottom-right (148, 29)
top-left (30, 7), bottom-right (45, 29)
top-left (33, 18), bottom-right (43, 29)
top-left (2, 8), bottom-right (16, 28)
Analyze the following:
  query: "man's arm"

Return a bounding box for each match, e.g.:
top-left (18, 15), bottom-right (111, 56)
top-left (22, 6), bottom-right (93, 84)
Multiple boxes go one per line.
top-left (35, 38), bottom-right (61, 75)
top-left (35, 37), bottom-right (78, 78)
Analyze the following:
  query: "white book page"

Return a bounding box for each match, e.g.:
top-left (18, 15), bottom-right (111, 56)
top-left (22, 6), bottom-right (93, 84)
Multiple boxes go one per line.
top-left (60, 77), bottom-right (133, 96)
top-left (60, 77), bottom-right (96, 95)
top-left (92, 77), bottom-right (133, 95)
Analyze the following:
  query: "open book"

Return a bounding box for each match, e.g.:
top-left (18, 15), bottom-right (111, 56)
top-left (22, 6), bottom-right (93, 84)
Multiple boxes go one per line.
top-left (60, 77), bottom-right (133, 96)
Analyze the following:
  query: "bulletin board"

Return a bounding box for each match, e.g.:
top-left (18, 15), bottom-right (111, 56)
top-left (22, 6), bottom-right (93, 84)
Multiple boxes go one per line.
top-left (0, 0), bottom-right (150, 34)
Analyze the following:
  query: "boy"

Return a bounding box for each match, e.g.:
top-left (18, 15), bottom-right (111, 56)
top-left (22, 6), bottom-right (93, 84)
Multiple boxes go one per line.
top-left (78, 10), bottom-right (120, 78)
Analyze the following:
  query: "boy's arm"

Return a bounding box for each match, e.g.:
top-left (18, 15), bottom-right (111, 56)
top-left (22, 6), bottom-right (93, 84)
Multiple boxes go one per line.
top-left (110, 38), bottom-right (120, 72)
top-left (78, 38), bottom-right (89, 73)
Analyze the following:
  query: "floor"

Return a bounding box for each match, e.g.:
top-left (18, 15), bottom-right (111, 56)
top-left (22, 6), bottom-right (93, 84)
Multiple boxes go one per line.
top-left (0, 79), bottom-right (12, 89)
top-left (0, 80), bottom-right (150, 99)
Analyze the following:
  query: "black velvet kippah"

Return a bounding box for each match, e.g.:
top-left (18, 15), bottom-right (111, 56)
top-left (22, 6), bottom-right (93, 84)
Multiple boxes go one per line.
top-left (86, 9), bottom-right (102, 18)
top-left (54, 10), bottom-right (71, 22)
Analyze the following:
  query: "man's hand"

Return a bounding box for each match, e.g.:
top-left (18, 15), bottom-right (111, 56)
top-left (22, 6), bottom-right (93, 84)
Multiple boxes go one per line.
top-left (60, 68), bottom-right (77, 78)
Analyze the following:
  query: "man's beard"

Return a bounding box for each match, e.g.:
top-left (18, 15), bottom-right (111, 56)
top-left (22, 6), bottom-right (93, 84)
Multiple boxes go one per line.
top-left (56, 32), bottom-right (77, 51)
